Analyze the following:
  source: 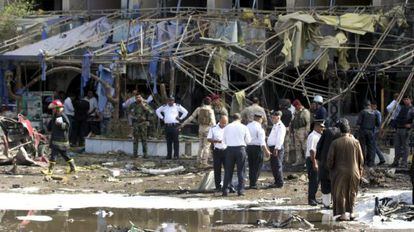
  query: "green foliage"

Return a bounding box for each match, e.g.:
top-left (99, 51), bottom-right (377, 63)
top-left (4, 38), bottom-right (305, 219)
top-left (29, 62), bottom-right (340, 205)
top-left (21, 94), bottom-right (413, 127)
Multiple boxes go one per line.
top-left (0, 0), bottom-right (34, 42)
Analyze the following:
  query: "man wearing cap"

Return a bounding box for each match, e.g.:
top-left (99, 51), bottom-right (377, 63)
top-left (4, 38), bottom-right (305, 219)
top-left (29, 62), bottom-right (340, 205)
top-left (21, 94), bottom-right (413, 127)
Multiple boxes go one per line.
top-left (267, 111), bottom-right (287, 188)
top-left (357, 100), bottom-right (379, 167)
top-left (316, 122), bottom-right (341, 208)
top-left (241, 97), bottom-right (267, 128)
top-left (313, 95), bottom-right (327, 120)
top-left (180, 97), bottom-right (216, 166)
top-left (392, 96), bottom-right (414, 168)
top-left (222, 113), bottom-right (251, 196)
top-left (210, 94), bottom-right (228, 123)
top-left (291, 99), bottom-right (311, 166)
top-left (246, 113), bottom-right (271, 189)
top-left (42, 100), bottom-right (76, 175)
top-left (306, 119), bottom-right (324, 206)
top-left (156, 96), bottom-right (188, 160)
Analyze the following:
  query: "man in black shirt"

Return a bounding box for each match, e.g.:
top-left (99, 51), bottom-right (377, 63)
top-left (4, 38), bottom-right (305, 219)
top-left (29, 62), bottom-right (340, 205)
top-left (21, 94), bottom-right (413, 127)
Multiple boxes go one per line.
top-left (357, 100), bottom-right (380, 167)
top-left (73, 96), bottom-right (90, 147)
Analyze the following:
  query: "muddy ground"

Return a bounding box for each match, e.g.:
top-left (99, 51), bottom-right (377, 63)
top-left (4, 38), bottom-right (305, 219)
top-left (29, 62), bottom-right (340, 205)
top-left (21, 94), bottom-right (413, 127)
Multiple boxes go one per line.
top-left (0, 152), bottom-right (411, 204)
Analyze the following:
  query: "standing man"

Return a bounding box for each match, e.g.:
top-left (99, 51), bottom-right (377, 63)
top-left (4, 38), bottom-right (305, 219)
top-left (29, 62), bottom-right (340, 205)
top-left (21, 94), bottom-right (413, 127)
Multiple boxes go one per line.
top-left (207, 115), bottom-right (228, 191)
top-left (291, 99), bottom-right (311, 166)
top-left (386, 93), bottom-right (401, 129)
top-left (210, 94), bottom-right (228, 122)
top-left (279, 99), bottom-right (293, 164)
top-left (222, 113), bottom-right (251, 196)
top-left (357, 100), bottom-right (380, 167)
top-left (180, 97), bottom-right (216, 166)
top-left (129, 94), bottom-right (154, 158)
top-left (267, 111), bottom-right (286, 188)
top-left (63, 93), bottom-right (75, 146)
top-left (73, 96), bottom-right (89, 147)
top-left (42, 100), bottom-right (76, 175)
top-left (313, 95), bottom-right (327, 120)
top-left (371, 101), bottom-right (386, 165)
top-left (241, 97), bottom-right (267, 127)
top-left (306, 120), bottom-right (324, 206)
top-left (392, 96), bottom-right (414, 168)
top-left (327, 118), bottom-right (364, 221)
top-left (246, 113), bottom-right (271, 189)
top-left (156, 96), bottom-right (188, 160)
top-left (316, 123), bottom-right (341, 208)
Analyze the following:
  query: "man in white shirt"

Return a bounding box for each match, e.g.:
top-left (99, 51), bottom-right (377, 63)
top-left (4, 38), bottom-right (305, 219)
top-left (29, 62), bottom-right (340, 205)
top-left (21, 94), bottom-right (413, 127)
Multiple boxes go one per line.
top-left (386, 93), bottom-right (401, 128)
top-left (246, 113), bottom-right (271, 189)
top-left (222, 113), bottom-right (252, 196)
top-left (207, 115), bottom-right (228, 191)
top-left (155, 96), bottom-right (188, 159)
top-left (267, 111), bottom-right (287, 188)
top-left (306, 119), bottom-right (325, 206)
top-left (63, 93), bottom-right (75, 146)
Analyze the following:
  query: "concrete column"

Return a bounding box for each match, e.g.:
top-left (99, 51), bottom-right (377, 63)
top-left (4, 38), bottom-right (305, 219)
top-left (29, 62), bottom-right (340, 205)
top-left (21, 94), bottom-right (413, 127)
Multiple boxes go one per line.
top-left (121, 0), bottom-right (158, 9)
top-left (207, 0), bottom-right (232, 9)
top-left (286, 0), bottom-right (310, 11)
top-left (62, 0), bottom-right (87, 11)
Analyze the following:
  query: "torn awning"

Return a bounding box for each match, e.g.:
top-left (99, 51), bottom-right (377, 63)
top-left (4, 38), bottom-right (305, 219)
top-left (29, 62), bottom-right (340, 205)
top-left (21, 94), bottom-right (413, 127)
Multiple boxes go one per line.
top-left (1, 17), bottom-right (111, 61)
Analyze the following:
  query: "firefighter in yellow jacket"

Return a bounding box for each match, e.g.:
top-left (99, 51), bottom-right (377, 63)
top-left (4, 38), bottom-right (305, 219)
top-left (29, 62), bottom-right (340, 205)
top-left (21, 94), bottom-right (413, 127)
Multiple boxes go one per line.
top-left (180, 97), bottom-right (216, 166)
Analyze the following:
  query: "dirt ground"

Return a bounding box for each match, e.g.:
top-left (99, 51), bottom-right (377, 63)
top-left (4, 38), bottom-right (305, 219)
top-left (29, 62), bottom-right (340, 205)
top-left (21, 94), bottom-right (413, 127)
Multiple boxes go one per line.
top-left (0, 152), bottom-right (411, 204)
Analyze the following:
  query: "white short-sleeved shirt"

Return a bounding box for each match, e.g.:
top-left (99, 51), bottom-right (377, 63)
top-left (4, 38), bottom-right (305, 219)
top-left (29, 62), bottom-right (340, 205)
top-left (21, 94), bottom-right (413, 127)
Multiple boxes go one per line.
top-left (247, 121), bottom-right (266, 146)
top-left (223, 121), bottom-right (251, 147)
top-left (305, 130), bottom-right (322, 157)
top-left (207, 124), bottom-right (226, 149)
top-left (155, 103), bottom-right (188, 124)
top-left (267, 121), bottom-right (286, 150)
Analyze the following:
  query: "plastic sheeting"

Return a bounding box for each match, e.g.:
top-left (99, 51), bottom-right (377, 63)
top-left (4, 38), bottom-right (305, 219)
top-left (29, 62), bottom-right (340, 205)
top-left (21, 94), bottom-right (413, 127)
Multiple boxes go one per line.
top-left (96, 65), bottom-right (114, 113)
top-left (3, 17), bottom-right (111, 60)
top-left (317, 13), bottom-right (379, 35)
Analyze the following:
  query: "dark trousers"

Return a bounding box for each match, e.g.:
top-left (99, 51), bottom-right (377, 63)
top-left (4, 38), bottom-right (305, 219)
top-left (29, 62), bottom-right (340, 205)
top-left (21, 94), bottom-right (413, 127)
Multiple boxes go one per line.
top-left (247, 145), bottom-right (263, 187)
top-left (223, 146), bottom-right (246, 194)
top-left (319, 164), bottom-right (330, 194)
top-left (67, 115), bottom-right (74, 144)
top-left (269, 146), bottom-right (284, 187)
top-left (50, 147), bottom-right (71, 162)
top-left (165, 125), bottom-right (179, 159)
top-left (306, 157), bottom-right (319, 202)
top-left (359, 129), bottom-right (375, 167)
top-left (374, 132), bottom-right (385, 163)
top-left (72, 119), bottom-right (88, 146)
top-left (213, 148), bottom-right (226, 190)
top-left (395, 128), bottom-right (409, 166)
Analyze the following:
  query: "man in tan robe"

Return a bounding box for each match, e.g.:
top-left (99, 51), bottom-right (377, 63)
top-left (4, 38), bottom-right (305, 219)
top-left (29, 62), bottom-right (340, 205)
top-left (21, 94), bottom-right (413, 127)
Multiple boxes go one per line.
top-left (327, 118), bottom-right (364, 221)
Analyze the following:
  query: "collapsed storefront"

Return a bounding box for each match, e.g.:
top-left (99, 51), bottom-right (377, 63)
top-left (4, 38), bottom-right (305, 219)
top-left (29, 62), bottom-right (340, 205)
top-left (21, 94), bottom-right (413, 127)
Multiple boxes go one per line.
top-left (0, 5), bottom-right (411, 137)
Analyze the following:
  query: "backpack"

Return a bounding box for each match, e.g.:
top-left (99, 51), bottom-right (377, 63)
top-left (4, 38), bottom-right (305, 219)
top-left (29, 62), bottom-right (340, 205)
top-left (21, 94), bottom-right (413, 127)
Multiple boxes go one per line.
top-left (198, 108), bottom-right (212, 125)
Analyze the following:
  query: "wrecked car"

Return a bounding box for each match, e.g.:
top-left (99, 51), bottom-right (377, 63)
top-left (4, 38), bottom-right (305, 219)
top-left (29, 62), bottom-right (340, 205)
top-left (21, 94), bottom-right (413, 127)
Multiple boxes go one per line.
top-left (0, 114), bottom-right (48, 169)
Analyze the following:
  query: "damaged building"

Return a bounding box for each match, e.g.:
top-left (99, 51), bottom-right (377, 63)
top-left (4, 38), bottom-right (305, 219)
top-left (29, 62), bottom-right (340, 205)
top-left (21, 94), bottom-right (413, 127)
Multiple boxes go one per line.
top-left (0, 0), bottom-right (413, 138)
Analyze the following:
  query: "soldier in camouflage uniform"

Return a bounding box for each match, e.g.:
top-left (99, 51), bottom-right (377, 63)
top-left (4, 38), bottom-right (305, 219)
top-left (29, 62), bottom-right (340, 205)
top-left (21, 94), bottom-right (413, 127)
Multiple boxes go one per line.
top-left (129, 94), bottom-right (154, 158)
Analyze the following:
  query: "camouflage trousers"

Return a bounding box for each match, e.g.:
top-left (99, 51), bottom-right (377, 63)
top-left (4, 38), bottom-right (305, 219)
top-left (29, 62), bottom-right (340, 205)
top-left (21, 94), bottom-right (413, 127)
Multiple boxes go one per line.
top-left (283, 130), bottom-right (292, 164)
top-left (198, 125), bottom-right (211, 165)
top-left (292, 127), bottom-right (307, 165)
top-left (133, 125), bottom-right (148, 157)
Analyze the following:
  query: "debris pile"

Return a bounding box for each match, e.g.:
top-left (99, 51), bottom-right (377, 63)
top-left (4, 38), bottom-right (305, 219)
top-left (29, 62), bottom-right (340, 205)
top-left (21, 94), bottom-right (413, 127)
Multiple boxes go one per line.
top-left (374, 197), bottom-right (414, 222)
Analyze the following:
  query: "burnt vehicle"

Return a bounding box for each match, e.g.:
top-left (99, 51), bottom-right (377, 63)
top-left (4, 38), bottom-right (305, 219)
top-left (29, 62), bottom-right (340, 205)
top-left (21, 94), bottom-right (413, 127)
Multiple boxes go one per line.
top-left (0, 114), bottom-right (49, 172)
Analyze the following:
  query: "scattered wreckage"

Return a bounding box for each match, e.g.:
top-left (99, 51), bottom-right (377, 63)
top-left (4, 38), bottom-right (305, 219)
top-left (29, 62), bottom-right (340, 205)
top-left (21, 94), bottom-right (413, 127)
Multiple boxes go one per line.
top-left (0, 114), bottom-right (48, 173)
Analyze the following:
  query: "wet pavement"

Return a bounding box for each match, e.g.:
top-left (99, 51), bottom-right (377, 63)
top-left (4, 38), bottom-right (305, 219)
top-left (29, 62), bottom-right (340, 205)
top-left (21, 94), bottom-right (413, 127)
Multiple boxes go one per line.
top-left (0, 207), bottom-right (347, 231)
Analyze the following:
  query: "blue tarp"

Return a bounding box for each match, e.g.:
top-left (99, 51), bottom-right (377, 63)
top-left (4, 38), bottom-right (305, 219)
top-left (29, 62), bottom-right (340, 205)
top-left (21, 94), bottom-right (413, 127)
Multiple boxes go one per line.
top-left (96, 65), bottom-right (114, 112)
top-left (81, 51), bottom-right (93, 97)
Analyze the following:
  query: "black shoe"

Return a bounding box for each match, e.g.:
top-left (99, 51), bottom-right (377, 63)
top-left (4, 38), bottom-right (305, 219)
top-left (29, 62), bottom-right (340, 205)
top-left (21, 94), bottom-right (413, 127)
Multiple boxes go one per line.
top-left (378, 160), bottom-right (385, 166)
top-left (249, 185), bottom-right (258, 190)
top-left (308, 200), bottom-right (318, 206)
top-left (390, 162), bottom-right (399, 167)
top-left (222, 191), bottom-right (228, 197)
top-left (166, 157), bottom-right (172, 160)
top-left (237, 191), bottom-right (245, 196)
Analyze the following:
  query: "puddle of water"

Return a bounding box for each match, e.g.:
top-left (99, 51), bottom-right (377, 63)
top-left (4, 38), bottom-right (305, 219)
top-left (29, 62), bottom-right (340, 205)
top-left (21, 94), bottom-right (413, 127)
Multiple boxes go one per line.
top-left (0, 208), bottom-right (346, 231)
